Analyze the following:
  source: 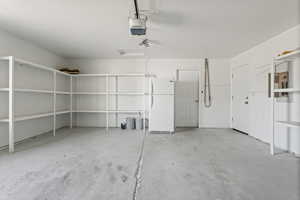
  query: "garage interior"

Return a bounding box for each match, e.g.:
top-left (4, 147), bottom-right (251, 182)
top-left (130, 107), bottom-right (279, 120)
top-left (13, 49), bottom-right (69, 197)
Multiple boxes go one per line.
top-left (0, 1), bottom-right (299, 200)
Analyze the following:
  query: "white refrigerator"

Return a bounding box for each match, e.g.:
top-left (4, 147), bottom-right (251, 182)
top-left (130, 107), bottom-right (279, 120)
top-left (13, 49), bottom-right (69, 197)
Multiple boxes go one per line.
top-left (149, 78), bottom-right (175, 133)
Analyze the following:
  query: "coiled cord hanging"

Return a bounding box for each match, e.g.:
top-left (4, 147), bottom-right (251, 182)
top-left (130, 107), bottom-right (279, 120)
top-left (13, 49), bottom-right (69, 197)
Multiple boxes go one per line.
top-left (204, 58), bottom-right (212, 107)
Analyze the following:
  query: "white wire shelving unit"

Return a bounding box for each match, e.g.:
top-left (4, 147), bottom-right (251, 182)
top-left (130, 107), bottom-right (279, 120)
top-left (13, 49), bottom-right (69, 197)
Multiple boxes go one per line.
top-left (0, 56), bottom-right (73, 153)
top-left (71, 73), bottom-right (153, 132)
top-left (0, 56), bottom-right (154, 153)
top-left (271, 50), bottom-right (300, 155)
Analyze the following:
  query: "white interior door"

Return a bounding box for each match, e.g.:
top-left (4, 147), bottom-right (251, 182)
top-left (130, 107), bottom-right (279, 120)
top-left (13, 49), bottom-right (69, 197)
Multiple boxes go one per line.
top-left (232, 65), bottom-right (251, 133)
top-left (249, 66), bottom-right (272, 142)
top-left (175, 70), bottom-right (199, 127)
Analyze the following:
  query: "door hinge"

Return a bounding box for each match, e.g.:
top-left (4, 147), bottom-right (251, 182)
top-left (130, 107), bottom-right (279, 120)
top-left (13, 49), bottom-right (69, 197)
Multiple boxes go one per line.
top-left (232, 96), bottom-right (234, 100)
top-left (232, 74), bottom-right (234, 79)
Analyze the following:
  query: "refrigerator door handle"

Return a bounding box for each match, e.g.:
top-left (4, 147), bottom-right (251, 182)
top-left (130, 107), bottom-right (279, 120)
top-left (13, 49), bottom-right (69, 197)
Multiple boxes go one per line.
top-left (151, 80), bottom-right (154, 94)
top-left (151, 95), bottom-right (154, 108)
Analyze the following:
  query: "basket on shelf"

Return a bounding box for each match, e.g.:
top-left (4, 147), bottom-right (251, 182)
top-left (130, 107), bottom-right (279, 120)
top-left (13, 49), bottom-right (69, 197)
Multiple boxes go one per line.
top-left (57, 66), bottom-right (80, 74)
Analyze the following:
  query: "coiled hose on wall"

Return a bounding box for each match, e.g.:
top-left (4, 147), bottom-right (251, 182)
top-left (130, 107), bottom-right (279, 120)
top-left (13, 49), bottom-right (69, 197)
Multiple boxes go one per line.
top-left (204, 58), bottom-right (212, 107)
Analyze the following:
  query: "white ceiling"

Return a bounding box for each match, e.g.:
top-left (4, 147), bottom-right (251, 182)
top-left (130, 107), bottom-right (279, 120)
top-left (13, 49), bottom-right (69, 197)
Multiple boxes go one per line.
top-left (0, 0), bottom-right (299, 59)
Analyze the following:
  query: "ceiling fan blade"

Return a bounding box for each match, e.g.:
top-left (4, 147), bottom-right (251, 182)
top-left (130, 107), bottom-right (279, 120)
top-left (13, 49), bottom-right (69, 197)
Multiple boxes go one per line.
top-left (139, 39), bottom-right (161, 47)
top-left (148, 39), bottom-right (161, 45)
top-left (138, 41), bottom-right (144, 46)
top-left (139, 39), bottom-right (150, 47)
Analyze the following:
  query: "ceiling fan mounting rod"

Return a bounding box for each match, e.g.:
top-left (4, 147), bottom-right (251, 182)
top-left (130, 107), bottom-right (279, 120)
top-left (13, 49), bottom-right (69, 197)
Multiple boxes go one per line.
top-left (133, 0), bottom-right (140, 19)
top-left (134, 0), bottom-right (140, 19)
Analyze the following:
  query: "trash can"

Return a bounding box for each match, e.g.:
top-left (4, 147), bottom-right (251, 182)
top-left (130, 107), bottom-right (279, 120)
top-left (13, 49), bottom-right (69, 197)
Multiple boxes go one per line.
top-left (136, 118), bottom-right (148, 130)
top-left (121, 121), bottom-right (127, 129)
top-left (136, 117), bottom-right (143, 130)
top-left (126, 117), bottom-right (136, 129)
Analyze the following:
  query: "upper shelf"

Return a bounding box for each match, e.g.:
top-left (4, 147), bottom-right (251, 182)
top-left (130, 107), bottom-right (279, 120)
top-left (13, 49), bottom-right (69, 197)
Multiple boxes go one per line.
top-left (273, 88), bottom-right (300, 93)
top-left (0, 88), bottom-right (148, 95)
top-left (0, 88), bottom-right (70, 95)
top-left (72, 73), bottom-right (155, 77)
top-left (275, 50), bottom-right (300, 61)
top-left (276, 121), bottom-right (300, 128)
top-left (16, 88), bottom-right (53, 94)
top-left (73, 92), bottom-right (147, 95)
top-left (72, 92), bottom-right (107, 95)
top-left (56, 91), bottom-right (70, 95)
top-left (0, 56), bottom-right (70, 76)
top-left (0, 56), bottom-right (156, 78)
top-left (0, 110), bottom-right (70, 123)
top-left (73, 110), bottom-right (145, 113)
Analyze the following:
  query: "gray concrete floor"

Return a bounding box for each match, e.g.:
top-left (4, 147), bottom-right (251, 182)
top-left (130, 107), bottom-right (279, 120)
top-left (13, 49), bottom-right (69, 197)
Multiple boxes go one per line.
top-left (0, 128), bottom-right (299, 200)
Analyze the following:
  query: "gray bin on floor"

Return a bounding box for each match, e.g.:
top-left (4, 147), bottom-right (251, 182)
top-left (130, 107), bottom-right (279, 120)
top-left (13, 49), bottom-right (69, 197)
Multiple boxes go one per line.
top-left (136, 118), bottom-right (149, 129)
top-left (126, 117), bottom-right (136, 129)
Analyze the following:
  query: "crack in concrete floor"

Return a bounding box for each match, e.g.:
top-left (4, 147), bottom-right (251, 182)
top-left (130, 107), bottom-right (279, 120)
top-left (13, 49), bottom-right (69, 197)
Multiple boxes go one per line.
top-left (132, 131), bottom-right (147, 200)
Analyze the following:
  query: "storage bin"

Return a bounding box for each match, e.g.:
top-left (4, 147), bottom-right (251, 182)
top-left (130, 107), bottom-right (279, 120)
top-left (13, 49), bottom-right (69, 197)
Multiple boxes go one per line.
top-left (136, 118), bottom-right (148, 129)
top-left (126, 117), bottom-right (136, 129)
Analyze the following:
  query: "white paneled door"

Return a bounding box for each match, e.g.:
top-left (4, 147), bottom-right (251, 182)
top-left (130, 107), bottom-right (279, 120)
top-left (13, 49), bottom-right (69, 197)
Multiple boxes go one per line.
top-left (232, 65), bottom-right (251, 133)
top-left (249, 66), bottom-right (272, 143)
top-left (175, 70), bottom-right (199, 127)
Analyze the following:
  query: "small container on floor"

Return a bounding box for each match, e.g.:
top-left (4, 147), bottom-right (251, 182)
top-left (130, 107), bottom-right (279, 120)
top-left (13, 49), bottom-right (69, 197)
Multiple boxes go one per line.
top-left (136, 117), bottom-right (143, 130)
top-left (126, 117), bottom-right (136, 129)
top-left (136, 118), bottom-right (149, 129)
top-left (121, 122), bottom-right (127, 130)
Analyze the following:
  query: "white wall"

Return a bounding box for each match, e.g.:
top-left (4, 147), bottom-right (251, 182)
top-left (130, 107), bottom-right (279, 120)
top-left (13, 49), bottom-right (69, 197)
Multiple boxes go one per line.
top-left (0, 29), bottom-right (67, 148)
top-left (231, 25), bottom-right (300, 154)
top-left (68, 58), bottom-right (231, 128)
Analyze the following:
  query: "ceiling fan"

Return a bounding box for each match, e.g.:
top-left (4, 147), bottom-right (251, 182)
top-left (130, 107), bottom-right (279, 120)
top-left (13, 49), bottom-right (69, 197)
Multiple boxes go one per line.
top-left (127, 0), bottom-right (163, 49)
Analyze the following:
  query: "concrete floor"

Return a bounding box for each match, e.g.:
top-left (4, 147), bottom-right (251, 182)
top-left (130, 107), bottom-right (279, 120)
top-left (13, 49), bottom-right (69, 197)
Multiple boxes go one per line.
top-left (0, 128), bottom-right (299, 200)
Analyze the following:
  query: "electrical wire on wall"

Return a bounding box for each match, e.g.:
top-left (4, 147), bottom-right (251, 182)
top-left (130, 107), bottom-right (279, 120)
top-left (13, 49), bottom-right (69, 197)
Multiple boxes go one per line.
top-left (204, 58), bottom-right (212, 107)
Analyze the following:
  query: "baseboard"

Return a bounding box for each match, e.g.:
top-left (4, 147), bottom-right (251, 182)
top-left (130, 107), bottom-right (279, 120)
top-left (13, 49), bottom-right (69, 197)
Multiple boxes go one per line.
top-left (198, 125), bottom-right (231, 129)
top-left (232, 129), bottom-right (249, 135)
top-left (0, 126), bottom-right (69, 151)
top-left (243, 133), bottom-right (300, 157)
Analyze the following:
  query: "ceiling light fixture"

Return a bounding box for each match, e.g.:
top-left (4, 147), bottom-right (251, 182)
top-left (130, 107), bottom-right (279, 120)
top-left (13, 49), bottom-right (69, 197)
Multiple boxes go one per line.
top-left (118, 49), bottom-right (145, 57)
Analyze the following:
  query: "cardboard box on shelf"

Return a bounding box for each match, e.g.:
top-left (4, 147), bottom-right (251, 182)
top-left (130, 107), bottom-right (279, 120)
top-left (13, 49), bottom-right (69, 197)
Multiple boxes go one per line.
top-left (274, 71), bottom-right (289, 97)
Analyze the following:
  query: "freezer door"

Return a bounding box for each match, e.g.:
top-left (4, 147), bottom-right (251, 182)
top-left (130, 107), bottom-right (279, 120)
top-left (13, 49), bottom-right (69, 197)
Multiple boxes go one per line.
top-left (149, 94), bottom-right (175, 132)
top-left (152, 78), bottom-right (175, 95)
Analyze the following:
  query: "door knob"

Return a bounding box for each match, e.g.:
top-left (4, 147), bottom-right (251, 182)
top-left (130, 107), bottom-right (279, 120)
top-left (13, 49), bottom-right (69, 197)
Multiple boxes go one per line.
top-left (195, 100), bottom-right (199, 103)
